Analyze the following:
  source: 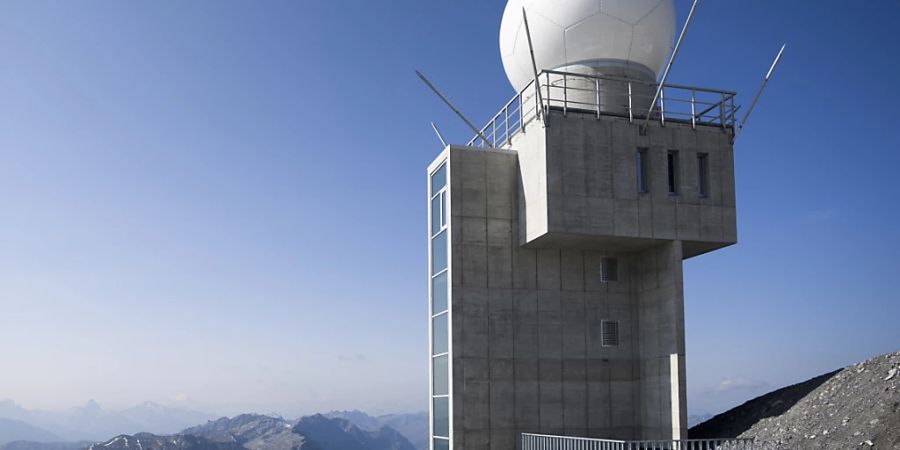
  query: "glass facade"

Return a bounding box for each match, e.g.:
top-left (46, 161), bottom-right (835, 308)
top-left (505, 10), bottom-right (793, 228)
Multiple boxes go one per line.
top-left (429, 162), bottom-right (450, 449)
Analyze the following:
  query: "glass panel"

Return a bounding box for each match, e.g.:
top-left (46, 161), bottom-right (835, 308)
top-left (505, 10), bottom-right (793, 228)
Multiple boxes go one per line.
top-left (431, 164), bottom-right (446, 197)
top-left (431, 195), bottom-right (441, 236)
top-left (432, 272), bottom-right (448, 314)
top-left (441, 191), bottom-right (447, 228)
top-left (433, 397), bottom-right (449, 438)
top-left (432, 314), bottom-right (448, 355)
top-left (433, 355), bottom-right (449, 395)
top-left (431, 230), bottom-right (447, 275)
top-left (433, 438), bottom-right (449, 450)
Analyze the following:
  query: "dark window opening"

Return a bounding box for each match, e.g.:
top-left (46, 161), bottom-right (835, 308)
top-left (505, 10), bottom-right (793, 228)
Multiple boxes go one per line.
top-left (601, 257), bottom-right (618, 283)
top-left (601, 320), bottom-right (620, 347)
top-left (636, 149), bottom-right (648, 193)
top-left (698, 153), bottom-right (710, 197)
top-left (667, 151), bottom-right (679, 195)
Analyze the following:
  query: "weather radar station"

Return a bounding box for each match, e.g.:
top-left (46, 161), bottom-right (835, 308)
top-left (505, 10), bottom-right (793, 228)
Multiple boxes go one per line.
top-left (421, 1), bottom-right (783, 449)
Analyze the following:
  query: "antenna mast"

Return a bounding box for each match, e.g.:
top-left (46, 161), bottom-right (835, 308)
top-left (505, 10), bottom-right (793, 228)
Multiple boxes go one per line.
top-left (522, 8), bottom-right (547, 126)
top-left (431, 122), bottom-right (448, 149)
top-left (735, 44), bottom-right (786, 141)
top-left (416, 70), bottom-right (491, 147)
top-left (643, 0), bottom-right (701, 130)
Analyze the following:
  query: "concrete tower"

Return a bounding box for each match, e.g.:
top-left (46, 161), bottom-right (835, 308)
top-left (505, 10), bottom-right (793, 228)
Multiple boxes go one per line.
top-left (427, 1), bottom-right (738, 449)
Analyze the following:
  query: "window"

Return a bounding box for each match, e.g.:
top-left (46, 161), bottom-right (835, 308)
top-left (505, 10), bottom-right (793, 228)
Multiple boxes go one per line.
top-left (601, 320), bottom-right (620, 347)
top-left (431, 164), bottom-right (446, 197)
top-left (600, 257), bottom-right (618, 283)
top-left (433, 355), bottom-right (449, 396)
top-left (432, 272), bottom-right (448, 314)
top-left (432, 313), bottom-right (448, 355)
top-left (697, 153), bottom-right (709, 198)
top-left (431, 230), bottom-right (447, 276)
top-left (636, 149), bottom-right (648, 193)
top-left (433, 397), bottom-right (450, 437)
top-left (433, 438), bottom-right (449, 450)
top-left (667, 151), bottom-right (679, 195)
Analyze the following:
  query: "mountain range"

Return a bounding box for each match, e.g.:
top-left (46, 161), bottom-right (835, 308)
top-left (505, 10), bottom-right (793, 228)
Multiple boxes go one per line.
top-left (73, 414), bottom-right (415, 450)
top-left (0, 402), bottom-right (426, 450)
top-left (0, 400), bottom-right (214, 442)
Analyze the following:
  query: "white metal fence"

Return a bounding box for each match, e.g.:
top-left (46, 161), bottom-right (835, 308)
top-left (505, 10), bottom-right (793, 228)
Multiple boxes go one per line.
top-left (467, 70), bottom-right (738, 149)
top-left (521, 433), bottom-right (756, 450)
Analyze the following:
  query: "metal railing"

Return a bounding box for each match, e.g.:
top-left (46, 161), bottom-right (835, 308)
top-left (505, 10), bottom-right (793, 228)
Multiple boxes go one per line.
top-left (467, 70), bottom-right (738, 149)
top-left (522, 434), bottom-right (756, 450)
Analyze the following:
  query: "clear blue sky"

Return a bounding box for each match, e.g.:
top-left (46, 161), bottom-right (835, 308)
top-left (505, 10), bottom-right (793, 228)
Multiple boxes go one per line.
top-left (0, 0), bottom-right (897, 419)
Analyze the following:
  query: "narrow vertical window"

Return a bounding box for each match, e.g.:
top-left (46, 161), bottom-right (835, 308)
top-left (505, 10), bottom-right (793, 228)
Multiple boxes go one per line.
top-left (667, 151), bottom-right (679, 195)
top-left (636, 149), bottom-right (648, 193)
top-left (697, 153), bottom-right (709, 198)
top-left (600, 257), bottom-right (618, 283)
top-left (433, 397), bottom-right (450, 437)
top-left (601, 320), bottom-right (620, 347)
top-left (433, 355), bottom-right (449, 396)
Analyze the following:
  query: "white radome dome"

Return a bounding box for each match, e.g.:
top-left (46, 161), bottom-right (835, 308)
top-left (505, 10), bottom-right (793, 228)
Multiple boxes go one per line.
top-left (500, 0), bottom-right (676, 91)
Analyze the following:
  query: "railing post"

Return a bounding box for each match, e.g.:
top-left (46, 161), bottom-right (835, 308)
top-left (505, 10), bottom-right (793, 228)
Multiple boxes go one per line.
top-left (690, 90), bottom-right (696, 129)
top-left (546, 72), bottom-right (551, 113)
top-left (628, 81), bottom-right (633, 123)
top-left (596, 78), bottom-right (601, 120)
top-left (563, 73), bottom-right (568, 116)
top-left (720, 92), bottom-right (726, 129)
top-left (505, 106), bottom-right (510, 146)
top-left (660, 86), bottom-right (666, 126)
top-left (520, 92), bottom-right (525, 134)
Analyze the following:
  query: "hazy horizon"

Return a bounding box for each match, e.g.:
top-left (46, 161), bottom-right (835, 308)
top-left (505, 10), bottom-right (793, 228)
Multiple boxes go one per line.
top-left (1, 0), bottom-right (898, 422)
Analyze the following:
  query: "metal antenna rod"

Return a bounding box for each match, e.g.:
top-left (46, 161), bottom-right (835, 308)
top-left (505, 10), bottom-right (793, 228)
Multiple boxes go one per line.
top-left (522, 8), bottom-right (546, 125)
top-left (416, 70), bottom-right (491, 147)
top-left (735, 44), bottom-right (786, 140)
top-left (416, 70), bottom-right (491, 145)
top-left (431, 122), bottom-right (448, 149)
top-left (643, 0), bottom-right (701, 129)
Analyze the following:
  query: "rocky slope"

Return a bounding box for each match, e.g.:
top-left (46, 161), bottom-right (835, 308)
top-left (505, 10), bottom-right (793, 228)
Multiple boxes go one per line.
top-left (691, 351), bottom-right (900, 449)
top-left (183, 415), bottom-right (314, 450)
top-left (87, 434), bottom-right (244, 450)
top-left (293, 415), bottom-right (414, 450)
top-left (322, 411), bottom-right (426, 450)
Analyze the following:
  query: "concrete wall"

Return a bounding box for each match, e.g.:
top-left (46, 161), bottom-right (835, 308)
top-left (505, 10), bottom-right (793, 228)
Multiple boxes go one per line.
top-left (513, 111), bottom-right (736, 258)
top-left (445, 145), bottom-right (688, 450)
top-left (436, 110), bottom-right (734, 449)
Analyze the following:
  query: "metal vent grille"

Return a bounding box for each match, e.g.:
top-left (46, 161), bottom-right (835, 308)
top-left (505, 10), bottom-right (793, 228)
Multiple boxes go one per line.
top-left (601, 257), bottom-right (618, 283)
top-left (601, 320), bottom-right (619, 347)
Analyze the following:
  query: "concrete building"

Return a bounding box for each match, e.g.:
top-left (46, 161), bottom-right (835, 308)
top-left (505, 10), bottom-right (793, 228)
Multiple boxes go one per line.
top-left (427, 1), bottom-right (741, 449)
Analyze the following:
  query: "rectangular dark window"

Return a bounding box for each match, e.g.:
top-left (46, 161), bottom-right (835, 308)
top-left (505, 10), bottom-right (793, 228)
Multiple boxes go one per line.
top-left (433, 355), bottom-right (449, 396)
top-left (601, 320), bottom-right (620, 347)
top-left (601, 257), bottom-right (618, 283)
top-left (636, 149), bottom-right (648, 193)
top-left (433, 397), bottom-right (450, 437)
top-left (667, 151), bottom-right (679, 195)
top-left (697, 153), bottom-right (709, 197)
top-left (433, 438), bottom-right (449, 450)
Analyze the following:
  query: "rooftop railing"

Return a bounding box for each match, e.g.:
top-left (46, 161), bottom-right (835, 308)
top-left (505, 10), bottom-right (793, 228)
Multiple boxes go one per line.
top-left (467, 70), bottom-right (738, 149)
top-left (522, 433), bottom-right (757, 450)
